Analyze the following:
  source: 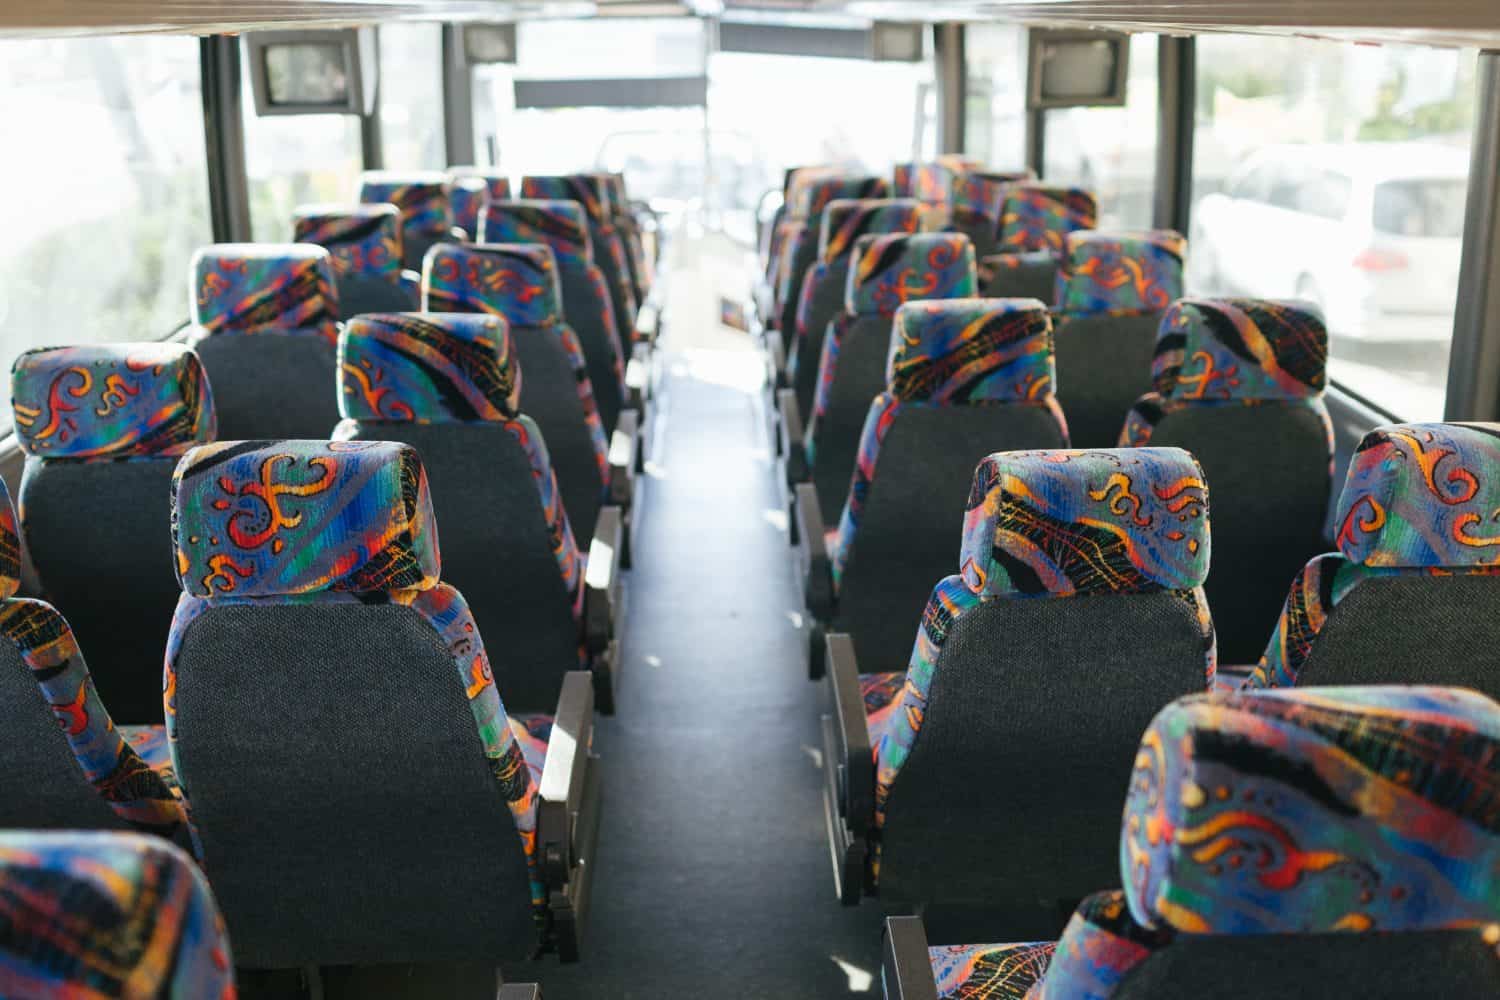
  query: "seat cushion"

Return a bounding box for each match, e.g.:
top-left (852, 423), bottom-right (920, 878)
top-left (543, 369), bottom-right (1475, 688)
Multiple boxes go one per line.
top-left (509, 714), bottom-right (553, 786)
top-left (929, 941), bottom-right (1056, 999)
top-left (860, 671), bottom-right (906, 740)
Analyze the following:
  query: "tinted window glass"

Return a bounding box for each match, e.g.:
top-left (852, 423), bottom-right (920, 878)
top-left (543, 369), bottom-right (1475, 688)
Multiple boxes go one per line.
top-left (1373, 179), bottom-right (1467, 238)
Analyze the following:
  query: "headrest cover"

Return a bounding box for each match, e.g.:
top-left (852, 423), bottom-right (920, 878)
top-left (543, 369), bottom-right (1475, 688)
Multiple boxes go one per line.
top-left (423, 243), bottom-right (565, 328)
top-left (787, 167), bottom-right (842, 217)
top-left (908, 163), bottom-right (962, 206)
top-left (1056, 230), bottom-right (1186, 315)
top-left (480, 199), bottom-right (593, 266)
top-left (12, 344), bottom-right (216, 460)
top-left (1153, 299), bottom-right (1327, 402)
top-left (888, 298), bottom-right (1055, 405)
top-left (1122, 685), bottom-right (1500, 935)
top-left (358, 171), bottom-right (454, 239)
top-left (190, 244), bottom-right (340, 346)
top-left (950, 171), bottom-right (1034, 229)
top-left (339, 313), bottom-right (519, 424)
top-left (999, 185), bottom-right (1099, 253)
top-left (846, 233), bottom-right (978, 318)
top-left (450, 178), bottom-right (490, 239)
top-left (173, 439), bottom-right (439, 598)
top-left (794, 175), bottom-right (889, 219)
top-left (960, 447), bottom-right (1210, 597)
top-left (892, 162), bottom-right (915, 197)
top-left (292, 204), bottom-right (402, 282)
top-left (0, 477), bottom-right (19, 599)
top-left (1335, 422), bottom-right (1500, 568)
top-left (520, 176), bottom-right (608, 226)
top-left (819, 198), bottom-right (922, 263)
top-left (449, 168), bottom-right (510, 202)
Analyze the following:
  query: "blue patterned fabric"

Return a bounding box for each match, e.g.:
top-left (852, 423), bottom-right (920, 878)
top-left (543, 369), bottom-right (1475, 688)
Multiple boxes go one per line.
top-left (449, 170), bottom-right (511, 238)
top-left (793, 174), bottom-right (888, 219)
top-left (292, 204), bottom-right (403, 282)
top-left (818, 198), bottom-right (923, 263)
top-left (949, 170), bottom-right (1034, 238)
top-left (959, 448), bottom-right (1211, 597)
top-left (520, 175), bottom-right (608, 226)
top-left (1122, 685), bottom-right (1500, 935)
top-left (0, 831), bottom-right (235, 999)
top-left (338, 312), bottom-right (520, 423)
top-left (1031, 890), bottom-right (1170, 999)
top-left (11, 344), bottom-right (215, 460)
top-left (929, 939), bottom-right (1055, 999)
top-left (172, 440), bottom-right (440, 599)
top-left (845, 234), bottom-right (978, 318)
top-left (998, 185), bottom-right (1098, 255)
top-left (480, 200), bottom-right (593, 265)
top-left (887, 298), bottom-right (1057, 404)
top-left (190, 243), bottom-right (340, 346)
top-left (358, 171), bottom-right (454, 246)
top-left (1055, 230), bottom-right (1186, 315)
top-left (423, 243), bottom-right (565, 329)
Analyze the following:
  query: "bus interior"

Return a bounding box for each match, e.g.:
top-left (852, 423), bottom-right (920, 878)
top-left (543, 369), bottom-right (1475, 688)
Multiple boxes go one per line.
top-left (1, 1), bottom-right (1499, 998)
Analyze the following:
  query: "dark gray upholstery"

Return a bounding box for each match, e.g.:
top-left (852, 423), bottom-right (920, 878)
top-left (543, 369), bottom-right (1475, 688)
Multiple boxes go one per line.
top-left (586, 221), bottom-right (637, 350)
top-left (778, 219), bottom-right (823, 337)
top-left (1147, 404), bottom-right (1332, 665)
top-left (511, 324), bottom-right (604, 537)
top-left (334, 274), bottom-right (418, 320)
top-left (791, 258), bottom-right (851, 421)
top-left (1052, 311), bottom-right (1162, 449)
top-left (1296, 574), bottom-right (1500, 698)
top-left (983, 256), bottom-right (1059, 302)
top-left (835, 407), bottom-right (1067, 673)
top-left (949, 219), bottom-right (998, 261)
top-left (21, 458), bottom-right (180, 723)
top-left (0, 637), bottom-right (132, 830)
top-left (809, 315), bottom-right (890, 526)
top-left (1114, 929), bottom-right (1499, 1000)
top-left (556, 263), bottom-right (625, 432)
top-left (404, 233), bottom-right (447, 273)
top-left (171, 601), bottom-right (536, 968)
top-left (194, 335), bottom-right (340, 442)
top-left (878, 592), bottom-right (1209, 906)
top-left (345, 422), bottom-right (581, 715)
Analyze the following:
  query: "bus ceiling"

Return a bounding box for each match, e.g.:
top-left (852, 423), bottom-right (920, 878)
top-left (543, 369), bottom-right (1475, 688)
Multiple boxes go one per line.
top-left (3, 1), bottom-right (1500, 51)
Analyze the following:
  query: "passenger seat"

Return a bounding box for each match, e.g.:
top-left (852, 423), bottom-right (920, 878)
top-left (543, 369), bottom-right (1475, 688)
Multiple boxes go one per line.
top-left (778, 174), bottom-right (890, 340)
top-left (887, 684), bottom-right (1500, 999)
top-left (293, 203), bottom-right (418, 316)
top-left (521, 175), bottom-right (639, 350)
top-left (980, 184), bottom-right (1098, 301)
top-left (12, 342), bottom-right (215, 723)
top-left (1121, 298), bottom-right (1333, 666)
top-left (1051, 229), bottom-right (1187, 448)
top-left (188, 243), bottom-right (342, 441)
top-left (823, 448), bottom-right (1212, 919)
top-left (946, 170), bottom-right (1033, 258)
top-left (1248, 422), bottom-right (1500, 698)
top-left (358, 170), bottom-right (457, 271)
top-left (448, 167), bottom-right (510, 239)
top-left (337, 312), bottom-right (624, 713)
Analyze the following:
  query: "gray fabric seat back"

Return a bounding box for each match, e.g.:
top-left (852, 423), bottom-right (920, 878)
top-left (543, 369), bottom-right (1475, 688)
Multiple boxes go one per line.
top-left (778, 175), bottom-right (890, 337)
top-left (292, 204), bottom-right (417, 320)
top-left (810, 314), bottom-right (894, 525)
top-left (194, 335), bottom-right (340, 442)
top-left (793, 259), bottom-right (850, 419)
top-left (512, 326), bottom-right (604, 536)
top-left (981, 252), bottom-right (1059, 301)
top-left (334, 272), bottom-right (419, 318)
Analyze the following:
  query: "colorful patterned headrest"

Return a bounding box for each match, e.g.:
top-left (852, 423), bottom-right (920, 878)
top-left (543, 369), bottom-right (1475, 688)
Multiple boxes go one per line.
top-left (358, 171), bottom-right (453, 243)
top-left (845, 233), bottom-right (978, 319)
top-left (1335, 422), bottom-right (1500, 568)
top-left (12, 343), bottom-right (216, 461)
top-left (999, 185), bottom-right (1098, 254)
top-left (1153, 299), bottom-right (1327, 402)
top-left (480, 199), bottom-right (593, 266)
top-left (448, 168), bottom-right (510, 235)
top-left (950, 171), bottom-right (1035, 230)
top-left (520, 175), bottom-right (608, 226)
top-left (959, 447), bottom-right (1210, 597)
top-left (1056, 230), bottom-right (1186, 315)
top-left (190, 244), bottom-right (340, 346)
top-left (0, 831), bottom-right (236, 998)
top-left (887, 298), bottom-right (1055, 405)
top-left (339, 313), bottom-right (519, 423)
top-left (793, 175), bottom-right (889, 220)
top-left (1122, 685), bottom-right (1500, 935)
top-left (0, 477), bottom-right (18, 599)
top-left (448, 167), bottom-right (511, 202)
top-left (819, 198), bottom-right (922, 263)
top-left (892, 162), bottom-right (915, 197)
top-left (909, 162), bottom-right (962, 206)
top-left (172, 439), bottom-right (439, 598)
top-left (422, 243), bottom-right (565, 328)
top-left (292, 204), bottom-right (403, 282)
top-left (787, 166), bottom-right (841, 217)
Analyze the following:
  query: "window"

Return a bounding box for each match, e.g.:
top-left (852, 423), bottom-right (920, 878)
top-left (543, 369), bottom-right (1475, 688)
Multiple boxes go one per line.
top-left (1189, 35), bottom-right (1477, 420)
top-left (1042, 33), bottom-right (1158, 229)
top-left (964, 23), bottom-right (1028, 171)
top-left (378, 23), bottom-right (445, 171)
top-left (0, 35), bottom-right (212, 421)
top-left (242, 48), bottom-right (363, 243)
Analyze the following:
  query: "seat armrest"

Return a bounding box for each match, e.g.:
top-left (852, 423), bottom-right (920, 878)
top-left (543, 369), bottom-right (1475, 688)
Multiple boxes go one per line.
top-left (794, 483), bottom-right (833, 622)
top-left (777, 390), bottom-right (807, 483)
top-left (766, 329), bottom-right (788, 387)
top-left (538, 670), bottom-right (595, 889)
top-left (625, 343), bottom-right (651, 411)
top-left (635, 302), bottom-right (659, 345)
top-left (607, 410), bottom-right (638, 509)
top-left (584, 506), bottom-right (623, 654)
top-left (497, 986), bottom-right (542, 1000)
top-left (882, 917), bottom-right (939, 1000)
top-left (826, 633), bottom-right (873, 833)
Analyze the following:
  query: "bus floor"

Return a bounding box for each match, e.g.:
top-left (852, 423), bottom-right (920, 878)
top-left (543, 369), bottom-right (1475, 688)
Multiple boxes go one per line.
top-left (532, 344), bottom-right (887, 997)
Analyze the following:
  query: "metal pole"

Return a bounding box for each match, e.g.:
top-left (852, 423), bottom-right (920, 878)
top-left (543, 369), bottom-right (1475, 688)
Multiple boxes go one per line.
top-left (1153, 36), bottom-right (1196, 234)
top-left (933, 23), bottom-right (966, 154)
top-left (442, 24), bottom-right (476, 167)
top-left (1445, 50), bottom-right (1500, 421)
top-left (1025, 108), bottom-right (1046, 177)
top-left (199, 35), bottom-right (252, 242)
